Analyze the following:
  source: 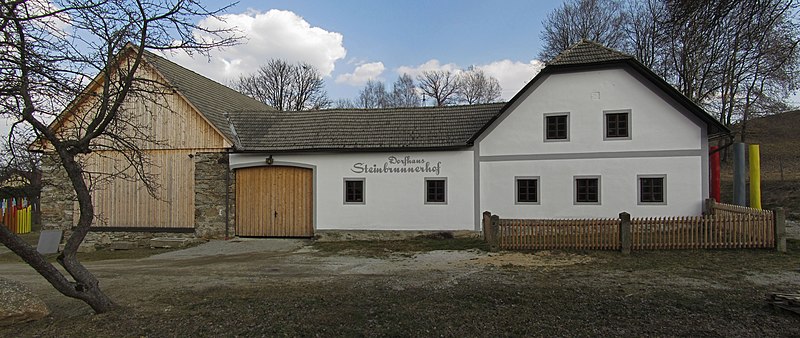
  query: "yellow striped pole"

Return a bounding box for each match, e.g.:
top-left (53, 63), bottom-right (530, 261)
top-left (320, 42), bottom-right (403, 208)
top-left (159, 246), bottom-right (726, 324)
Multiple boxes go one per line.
top-left (749, 144), bottom-right (761, 209)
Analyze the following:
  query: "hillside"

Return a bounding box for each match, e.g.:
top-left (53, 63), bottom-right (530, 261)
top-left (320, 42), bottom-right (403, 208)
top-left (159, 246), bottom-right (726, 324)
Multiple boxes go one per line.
top-left (720, 110), bottom-right (800, 219)
top-left (741, 109), bottom-right (800, 180)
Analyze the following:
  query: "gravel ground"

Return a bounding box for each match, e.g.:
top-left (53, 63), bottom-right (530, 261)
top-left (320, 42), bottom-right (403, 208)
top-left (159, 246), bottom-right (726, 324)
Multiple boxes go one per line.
top-left (1, 238), bottom-right (799, 337)
top-left (786, 220), bottom-right (800, 239)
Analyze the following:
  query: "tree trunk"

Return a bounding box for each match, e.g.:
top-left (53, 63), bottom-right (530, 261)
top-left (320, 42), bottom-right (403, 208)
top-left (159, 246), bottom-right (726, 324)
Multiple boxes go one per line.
top-left (0, 150), bottom-right (117, 314)
top-left (0, 226), bottom-right (117, 313)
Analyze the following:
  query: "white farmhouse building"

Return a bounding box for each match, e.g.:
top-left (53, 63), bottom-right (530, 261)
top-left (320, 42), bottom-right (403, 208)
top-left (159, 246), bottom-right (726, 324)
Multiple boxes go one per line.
top-left (227, 40), bottom-right (729, 236)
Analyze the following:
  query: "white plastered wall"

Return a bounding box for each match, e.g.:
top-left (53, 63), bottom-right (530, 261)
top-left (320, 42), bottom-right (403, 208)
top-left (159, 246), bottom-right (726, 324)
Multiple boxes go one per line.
top-left (229, 150), bottom-right (475, 230)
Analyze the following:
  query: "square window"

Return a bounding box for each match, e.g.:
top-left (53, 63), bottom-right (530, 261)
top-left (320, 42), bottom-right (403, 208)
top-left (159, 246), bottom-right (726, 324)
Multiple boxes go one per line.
top-left (639, 176), bottom-right (665, 204)
top-left (516, 177), bottom-right (539, 204)
top-left (605, 111), bottom-right (630, 139)
top-left (575, 177), bottom-right (600, 204)
top-left (344, 179), bottom-right (365, 204)
top-left (545, 114), bottom-right (569, 141)
top-left (425, 178), bottom-right (447, 204)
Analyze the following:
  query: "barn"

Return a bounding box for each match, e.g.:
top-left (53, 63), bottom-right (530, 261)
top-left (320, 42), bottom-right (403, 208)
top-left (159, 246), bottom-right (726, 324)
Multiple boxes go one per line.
top-left (39, 45), bottom-right (272, 238)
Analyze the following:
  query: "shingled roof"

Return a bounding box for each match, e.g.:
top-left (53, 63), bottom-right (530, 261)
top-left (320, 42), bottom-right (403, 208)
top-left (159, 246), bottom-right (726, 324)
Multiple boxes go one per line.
top-left (227, 103), bottom-right (505, 152)
top-left (142, 50), bottom-right (273, 142)
top-left (547, 39), bottom-right (633, 66)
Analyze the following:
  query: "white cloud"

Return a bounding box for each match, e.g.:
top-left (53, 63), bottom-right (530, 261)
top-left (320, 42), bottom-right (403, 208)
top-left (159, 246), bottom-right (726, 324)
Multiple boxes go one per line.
top-left (476, 60), bottom-right (545, 99)
top-left (395, 59), bottom-right (544, 100)
top-left (396, 59), bottom-right (460, 78)
top-left (165, 9), bottom-right (346, 84)
top-left (335, 62), bottom-right (385, 86)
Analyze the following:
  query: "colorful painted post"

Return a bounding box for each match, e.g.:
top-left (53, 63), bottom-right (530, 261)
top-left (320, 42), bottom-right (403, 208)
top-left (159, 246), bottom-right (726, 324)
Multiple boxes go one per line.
top-left (748, 144), bottom-right (761, 209)
top-left (710, 146), bottom-right (721, 202)
top-left (733, 143), bottom-right (747, 206)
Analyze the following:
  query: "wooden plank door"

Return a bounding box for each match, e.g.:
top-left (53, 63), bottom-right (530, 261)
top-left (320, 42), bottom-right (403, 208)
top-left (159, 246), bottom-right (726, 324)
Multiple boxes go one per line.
top-left (235, 166), bottom-right (313, 237)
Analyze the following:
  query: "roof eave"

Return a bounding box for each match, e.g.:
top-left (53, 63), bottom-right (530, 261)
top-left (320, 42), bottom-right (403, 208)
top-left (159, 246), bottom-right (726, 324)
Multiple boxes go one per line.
top-left (232, 144), bottom-right (473, 154)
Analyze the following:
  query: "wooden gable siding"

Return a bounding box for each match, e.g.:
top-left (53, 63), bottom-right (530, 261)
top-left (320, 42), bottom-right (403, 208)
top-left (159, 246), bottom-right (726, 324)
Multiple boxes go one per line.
top-left (50, 61), bottom-right (229, 151)
top-left (74, 149), bottom-right (199, 228)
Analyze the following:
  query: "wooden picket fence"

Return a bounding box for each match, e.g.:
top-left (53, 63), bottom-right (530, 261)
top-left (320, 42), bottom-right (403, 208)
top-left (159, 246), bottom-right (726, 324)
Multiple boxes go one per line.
top-left (483, 201), bottom-right (782, 252)
top-left (496, 218), bottom-right (619, 250)
top-left (631, 214), bottom-right (773, 250)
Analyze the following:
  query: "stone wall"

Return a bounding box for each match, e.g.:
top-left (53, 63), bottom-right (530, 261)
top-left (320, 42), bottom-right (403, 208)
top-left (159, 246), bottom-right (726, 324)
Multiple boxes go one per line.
top-left (194, 152), bottom-right (235, 238)
top-left (39, 154), bottom-right (75, 230)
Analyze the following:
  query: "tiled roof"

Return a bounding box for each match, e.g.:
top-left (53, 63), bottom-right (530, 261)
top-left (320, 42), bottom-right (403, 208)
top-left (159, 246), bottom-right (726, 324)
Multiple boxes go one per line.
top-left (547, 39), bottom-right (633, 66)
top-left (227, 103), bottom-right (506, 151)
top-left (143, 50), bottom-right (274, 142)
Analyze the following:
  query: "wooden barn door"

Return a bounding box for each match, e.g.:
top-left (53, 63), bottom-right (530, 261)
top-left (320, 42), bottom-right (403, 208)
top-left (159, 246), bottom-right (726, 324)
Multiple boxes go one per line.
top-left (235, 166), bottom-right (313, 237)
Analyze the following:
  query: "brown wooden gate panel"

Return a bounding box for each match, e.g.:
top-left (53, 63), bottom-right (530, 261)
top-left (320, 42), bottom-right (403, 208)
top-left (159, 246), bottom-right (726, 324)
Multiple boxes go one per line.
top-left (235, 166), bottom-right (313, 237)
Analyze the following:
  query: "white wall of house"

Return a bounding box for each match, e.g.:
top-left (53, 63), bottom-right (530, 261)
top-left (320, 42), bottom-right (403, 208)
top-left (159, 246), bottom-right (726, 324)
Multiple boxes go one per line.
top-left (480, 156), bottom-right (704, 219)
top-left (477, 66), bottom-right (709, 219)
top-left (230, 150), bottom-right (476, 231)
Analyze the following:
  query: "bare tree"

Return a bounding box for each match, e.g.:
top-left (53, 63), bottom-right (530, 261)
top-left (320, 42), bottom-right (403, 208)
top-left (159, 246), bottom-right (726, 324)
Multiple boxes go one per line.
top-left (388, 74), bottom-right (421, 107)
top-left (0, 0), bottom-right (238, 313)
top-left (417, 70), bottom-right (460, 107)
top-left (332, 98), bottom-right (357, 109)
top-left (539, 0), bottom-right (626, 61)
top-left (358, 79), bottom-right (389, 109)
top-left (457, 67), bottom-right (502, 104)
top-left (234, 59), bottom-right (330, 111)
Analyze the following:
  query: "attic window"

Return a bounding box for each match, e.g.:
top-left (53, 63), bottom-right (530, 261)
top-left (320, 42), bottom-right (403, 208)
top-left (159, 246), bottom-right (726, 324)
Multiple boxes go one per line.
top-left (605, 110), bottom-right (630, 139)
top-left (544, 113), bottom-right (569, 141)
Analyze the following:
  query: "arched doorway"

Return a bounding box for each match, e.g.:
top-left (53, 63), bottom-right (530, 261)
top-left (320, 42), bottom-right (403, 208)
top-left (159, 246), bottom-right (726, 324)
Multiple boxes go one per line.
top-left (235, 166), bottom-right (313, 237)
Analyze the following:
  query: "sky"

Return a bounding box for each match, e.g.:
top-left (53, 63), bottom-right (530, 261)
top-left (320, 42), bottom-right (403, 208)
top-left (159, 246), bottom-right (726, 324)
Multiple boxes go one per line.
top-left (165, 0), bottom-right (563, 102)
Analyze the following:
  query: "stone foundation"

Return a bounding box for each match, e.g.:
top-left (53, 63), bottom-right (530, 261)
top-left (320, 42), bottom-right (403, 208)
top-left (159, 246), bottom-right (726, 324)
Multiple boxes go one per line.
top-left (194, 152), bottom-right (235, 238)
top-left (83, 231), bottom-right (198, 248)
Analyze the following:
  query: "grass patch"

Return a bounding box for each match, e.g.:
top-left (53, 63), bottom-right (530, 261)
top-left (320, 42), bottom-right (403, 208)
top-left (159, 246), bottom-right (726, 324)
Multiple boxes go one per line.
top-left (313, 236), bottom-right (489, 257)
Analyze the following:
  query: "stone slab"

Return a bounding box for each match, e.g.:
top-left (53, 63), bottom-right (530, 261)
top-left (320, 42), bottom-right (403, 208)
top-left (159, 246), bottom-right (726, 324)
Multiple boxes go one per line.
top-left (150, 237), bottom-right (190, 248)
top-left (36, 230), bottom-right (63, 254)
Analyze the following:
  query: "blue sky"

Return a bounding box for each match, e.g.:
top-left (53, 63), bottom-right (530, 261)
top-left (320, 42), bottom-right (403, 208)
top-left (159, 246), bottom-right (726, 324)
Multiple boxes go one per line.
top-left (171, 1), bottom-right (563, 101)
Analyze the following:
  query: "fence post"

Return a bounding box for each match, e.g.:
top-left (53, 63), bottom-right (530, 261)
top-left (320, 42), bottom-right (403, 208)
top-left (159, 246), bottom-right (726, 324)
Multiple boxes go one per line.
top-left (490, 215), bottom-right (500, 252)
top-left (619, 212), bottom-right (631, 254)
top-left (703, 198), bottom-right (714, 216)
top-left (775, 208), bottom-right (786, 253)
top-left (482, 211), bottom-right (493, 247)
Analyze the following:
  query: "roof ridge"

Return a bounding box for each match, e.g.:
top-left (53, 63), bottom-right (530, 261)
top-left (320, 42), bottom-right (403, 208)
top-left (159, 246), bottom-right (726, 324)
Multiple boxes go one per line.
top-left (547, 39), bottom-right (633, 66)
top-left (296, 102), bottom-right (508, 114)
